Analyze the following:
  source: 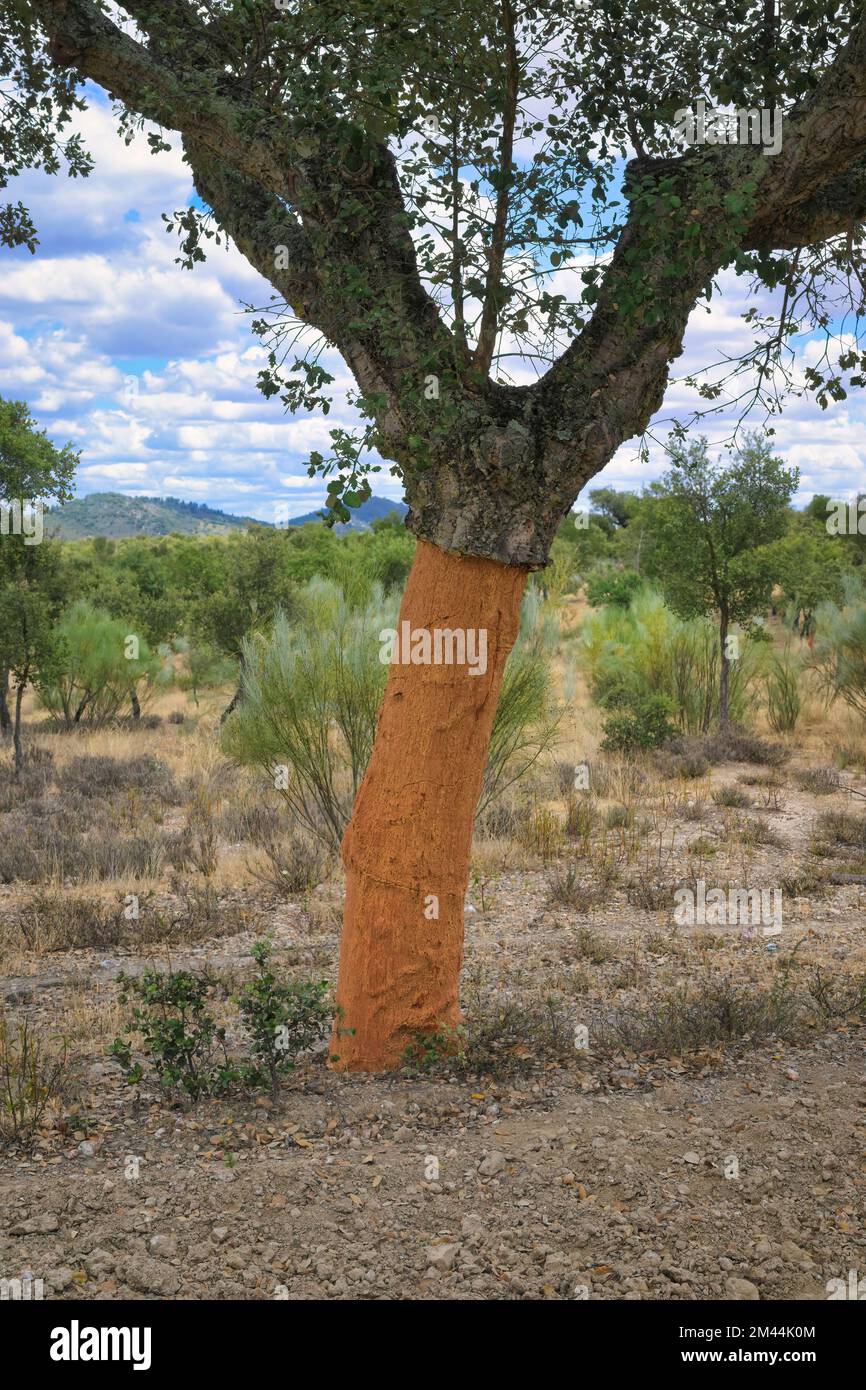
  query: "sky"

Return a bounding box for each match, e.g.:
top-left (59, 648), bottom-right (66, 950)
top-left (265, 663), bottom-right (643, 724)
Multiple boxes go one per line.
top-left (1, 93), bottom-right (864, 523)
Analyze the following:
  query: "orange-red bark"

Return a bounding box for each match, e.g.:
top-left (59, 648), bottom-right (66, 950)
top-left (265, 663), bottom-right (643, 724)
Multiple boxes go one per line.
top-left (331, 540), bottom-right (527, 1071)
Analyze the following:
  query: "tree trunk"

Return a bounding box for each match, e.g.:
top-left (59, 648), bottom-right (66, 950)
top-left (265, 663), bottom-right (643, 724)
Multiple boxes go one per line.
top-left (331, 539), bottom-right (527, 1072)
top-left (220, 653), bottom-right (246, 725)
top-left (130, 687), bottom-right (141, 721)
top-left (0, 670), bottom-right (11, 737)
top-left (13, 671), bottom-right (27, 779)
top-left (719, 608), bottom-right (730, 730)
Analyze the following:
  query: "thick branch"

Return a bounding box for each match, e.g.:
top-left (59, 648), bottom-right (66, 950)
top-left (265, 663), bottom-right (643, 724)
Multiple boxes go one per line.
top-left (26, 0), bottom-right (300, 201)
top-left (186, 140), bottom-right (406, 425)
top-left (473, 0), bottom-right (518, 377)
top-left (746, 165), bottom-right (866, 251)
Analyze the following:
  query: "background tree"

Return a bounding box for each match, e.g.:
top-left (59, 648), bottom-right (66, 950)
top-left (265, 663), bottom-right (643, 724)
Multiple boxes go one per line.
top-left (643, 434), bottom-right (797, 727)
top-left (0, 539), bottom-right (66, 774)
top-left (765, 528), bottom-right (846, 640)
top-left (0, 395), bottom-right (77, 740)
top-left (8, 1), bottom-right (866, 1067)
top-left (38, 599), bottom-right (161, 728)
top-left (189, 527), bottom-right (298, 719)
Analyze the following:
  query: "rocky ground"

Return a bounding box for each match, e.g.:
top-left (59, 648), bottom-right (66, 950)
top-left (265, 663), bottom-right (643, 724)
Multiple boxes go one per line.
top-left (3, 692), bottom-right (866, 1301)
top-left (2, 854), bottom-right (865, 1301)
top-left (2, 1026), bottom-right (864, 1302)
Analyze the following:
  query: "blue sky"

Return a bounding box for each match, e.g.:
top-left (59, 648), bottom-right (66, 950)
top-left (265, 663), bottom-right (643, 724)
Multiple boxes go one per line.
top-left (1, 95), bottom-right (864, 521)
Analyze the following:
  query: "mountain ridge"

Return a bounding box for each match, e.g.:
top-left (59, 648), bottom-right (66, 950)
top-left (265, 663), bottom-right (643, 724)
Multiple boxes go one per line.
top-left (44, 492), bottom-right (407, 540)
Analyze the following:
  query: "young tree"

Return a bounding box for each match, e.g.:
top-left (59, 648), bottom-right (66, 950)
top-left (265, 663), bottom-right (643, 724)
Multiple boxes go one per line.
top-left (0, 395), bottom-right (78, 740)
top-left (8, 2), bottom-right (866, 1067)
top-left (38, 599), bottom-right (160, 728)
top-left (766, 528), bottom-right (846, 640)
top-left (0, 540), bottom-right (66, 773)
top-left (188, 526), bottom-right (298, 718)
top-left (644, 434), bottom-right (798, 726)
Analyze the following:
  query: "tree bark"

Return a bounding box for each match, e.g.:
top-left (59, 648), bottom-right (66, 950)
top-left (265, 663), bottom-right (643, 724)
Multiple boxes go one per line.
top-left (220, 657), bottom-right (245, 725)
top-left (331, 540), bottom-right (527, 1071)
top-left (0, 670), bottom-right (11, 737)
top-left (130, 687), bottom-right (141, 721)
top-left (13, 670), bottom-right (27, 779)
top-left (719, 608), bottom-right (731, 731)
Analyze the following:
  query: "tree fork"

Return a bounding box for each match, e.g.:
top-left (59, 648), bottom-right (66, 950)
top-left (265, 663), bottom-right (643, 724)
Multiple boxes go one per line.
top-left (331, 540), bottom-right (527, 1072)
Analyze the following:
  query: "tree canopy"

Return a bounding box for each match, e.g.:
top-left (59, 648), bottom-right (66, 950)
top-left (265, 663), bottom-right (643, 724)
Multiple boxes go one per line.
top-left (4, 3), bottom-right (866, 566)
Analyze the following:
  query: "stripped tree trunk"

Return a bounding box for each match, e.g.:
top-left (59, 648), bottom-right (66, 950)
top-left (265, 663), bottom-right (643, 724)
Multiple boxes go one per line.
top-left (331, 540), bottom-right (527, 1071)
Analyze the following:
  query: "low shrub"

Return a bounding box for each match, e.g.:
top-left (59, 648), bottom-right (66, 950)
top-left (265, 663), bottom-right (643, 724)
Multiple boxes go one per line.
top-left (0, 1014), bottom-right (72, 1146)
top-left (664, 729), bottom-right (790, 768)
top-left (110, 969), bottom-right (236, 1102)
top-left (235, 941), bottom-right (331, 1095)
top-left (601, 693), bottom-right (677, 753)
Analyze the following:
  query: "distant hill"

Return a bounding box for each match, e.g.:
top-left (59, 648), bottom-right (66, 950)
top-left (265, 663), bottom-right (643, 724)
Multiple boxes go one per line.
top-left (44, 492), bottom-right (407, 540)
top-left (285, 494), bottom-right (408, 532)
top-left (44, 493), bottom-right (264, 540)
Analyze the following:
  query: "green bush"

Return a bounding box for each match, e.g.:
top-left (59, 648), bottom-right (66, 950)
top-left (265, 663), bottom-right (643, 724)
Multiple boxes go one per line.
top-left (38, 600), bottom-right (159, 728)
top-left (0, 1015), bottom-right (72, 1145)
top-left (585, 569), bottom-right (644, 608)
top-left (810, 577), bottom-right (866, 720)
top-left (235, 941), bottom-right (331, 1096)
top-left (581, 587), bottom-right (762, 732)
top-left (223, 577), bottom-right (559, 850)
top-left (221, 578), bottom-right (393, 849)
top-left (601, 692), bottom-right (677, 752)
top-left (110, 954), bottom-right (332, 1102)
top-left (110, 969), bottom-right (235, 1102)
top-left (765, 645), bottom-right (802, 733)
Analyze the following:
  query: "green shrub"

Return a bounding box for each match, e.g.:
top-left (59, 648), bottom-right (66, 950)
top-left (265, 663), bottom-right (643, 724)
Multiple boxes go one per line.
top-left (221, 579), bottom-right (389, 849)
top-left (236, 941), bottom-right (331, 1095)
top-left (0, 1015), bottom-right (72, 1145)
top-left (601, 693), bottom-right (677, 752)
top-left (765, 646), bottom-right (802, 733)
top-left (38, 600), bottom-right (160, 728)
top-left (585, 569), bottom-right (644, 608)
top-left (810, 577), bottom-right (866, 720)
top-left (110, 969), bottom-right (235, 1102)
top-left (111, 955), bottom-right (333, 1102)
top-left (581, 587), bottom-right (762, 733)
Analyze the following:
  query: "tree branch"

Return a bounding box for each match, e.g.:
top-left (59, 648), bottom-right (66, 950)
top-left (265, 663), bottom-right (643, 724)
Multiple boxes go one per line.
top-left (25, 0), bottom-right (300, 201)
top-left (473, 0), bottom-right (519, 377)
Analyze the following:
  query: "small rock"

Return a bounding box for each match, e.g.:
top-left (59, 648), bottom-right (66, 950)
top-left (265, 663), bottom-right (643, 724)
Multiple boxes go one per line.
top-left (10, 1213), bottom-right (59, 1235)
top-left (116, 1256), bottom-right (181, 1298)
top-left (425, 1242), bottom-right (461, 1272)
top-left (478, 1151), bottom-right (507, 1177)
top-left (149, 1234), bottom-right (177, 1258)
top-left (725, 1276), bottom-right (760, 1301)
